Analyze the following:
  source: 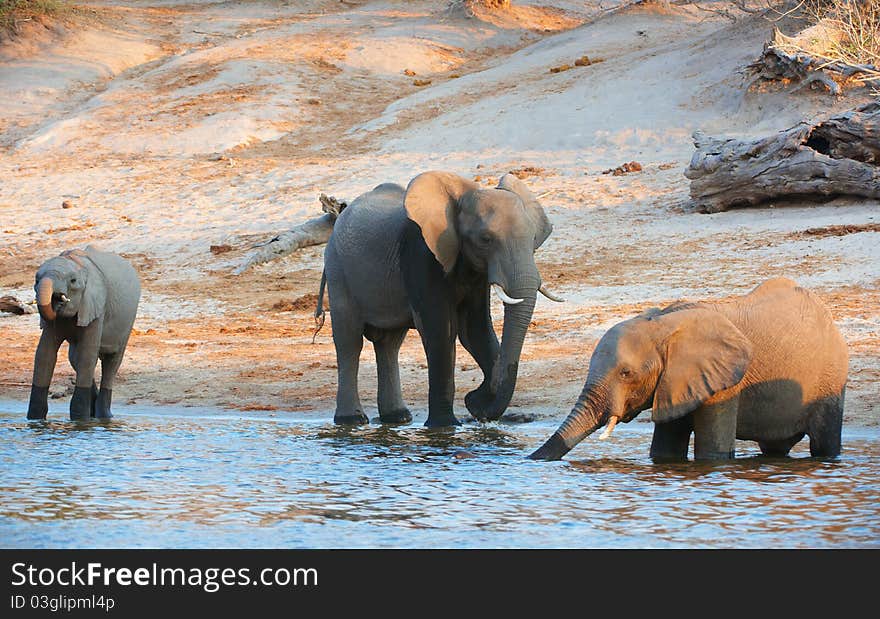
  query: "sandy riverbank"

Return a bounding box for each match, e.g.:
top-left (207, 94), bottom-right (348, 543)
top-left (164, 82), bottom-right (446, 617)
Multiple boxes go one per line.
top-left (1, 1), bottom-right (877, 427)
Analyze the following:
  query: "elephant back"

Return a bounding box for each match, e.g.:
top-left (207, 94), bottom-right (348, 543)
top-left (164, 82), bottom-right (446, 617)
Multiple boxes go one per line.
top-left (325, 184), bottom-right (412, 328)
top-left (728, 278), bottom-right (848, 409)
top-left (331, 184), bottom-right (408, 256)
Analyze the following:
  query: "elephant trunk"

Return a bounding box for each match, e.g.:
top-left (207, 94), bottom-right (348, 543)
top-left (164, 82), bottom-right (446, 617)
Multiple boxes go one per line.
top-left (528, 381), bottom-right (608, 460)
top-left (36, 277), bottom-right (56, 322)
top-left (482, 281), bottom-right (538, 420)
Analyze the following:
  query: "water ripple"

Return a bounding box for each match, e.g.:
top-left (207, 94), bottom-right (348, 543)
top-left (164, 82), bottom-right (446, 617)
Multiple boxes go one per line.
top-left (0, 406), bottom-right (878, 548)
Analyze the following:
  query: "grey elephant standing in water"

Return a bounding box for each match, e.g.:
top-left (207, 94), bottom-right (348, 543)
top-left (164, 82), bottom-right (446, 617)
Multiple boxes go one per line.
top-left (320, 171), bottom-right (562, 427)
top-left (530, 278), bottom-right (848, 461)
top-left (27, 246), bottom-right (141, 420)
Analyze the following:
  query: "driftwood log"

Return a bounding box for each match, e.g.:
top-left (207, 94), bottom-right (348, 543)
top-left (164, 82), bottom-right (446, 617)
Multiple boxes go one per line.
top-left (0, 295), bottom-right (37, 315)
top-left (685, 102), bottom-right (880, 213)
top-left (749, 27), bottom-right (879, 95)
top-left (234, 194), bottom-right (347, 274)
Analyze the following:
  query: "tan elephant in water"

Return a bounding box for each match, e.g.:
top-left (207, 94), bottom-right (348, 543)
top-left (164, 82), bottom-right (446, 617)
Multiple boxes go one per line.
top-left (530, 278), bottom-right (848, 461)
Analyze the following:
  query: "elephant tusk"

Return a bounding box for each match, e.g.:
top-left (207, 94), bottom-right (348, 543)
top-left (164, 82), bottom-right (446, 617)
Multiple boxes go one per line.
top-left (538, 285), bottom-right (565, 303)
top-left (59, 294), bottom-right (69, 303)
top-left (599, 416), bottom-right (619, 440)
top-left (492, 284), bottom-right (523, 305)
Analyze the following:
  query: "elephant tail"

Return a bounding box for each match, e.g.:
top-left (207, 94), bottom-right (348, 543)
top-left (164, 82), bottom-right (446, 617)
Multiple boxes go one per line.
top-left (312, 271), bottom-right (327, 344)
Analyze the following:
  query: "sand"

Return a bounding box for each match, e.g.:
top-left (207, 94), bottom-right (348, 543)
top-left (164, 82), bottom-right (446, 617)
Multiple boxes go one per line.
top-left (1, 0), bottom-right (877, 427)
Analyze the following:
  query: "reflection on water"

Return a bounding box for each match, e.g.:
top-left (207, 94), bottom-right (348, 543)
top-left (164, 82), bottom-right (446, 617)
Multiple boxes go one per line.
top-left (0, 404), bottom-right (878, 548)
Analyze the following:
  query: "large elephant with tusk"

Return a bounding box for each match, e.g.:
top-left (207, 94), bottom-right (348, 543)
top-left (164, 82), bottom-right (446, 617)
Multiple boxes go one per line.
top-left (27, 246), bottom-right (141, 421)
top-left (529, 278), bottom-right (849, 461)
top-left (319, 171), bottom-right (562, 427)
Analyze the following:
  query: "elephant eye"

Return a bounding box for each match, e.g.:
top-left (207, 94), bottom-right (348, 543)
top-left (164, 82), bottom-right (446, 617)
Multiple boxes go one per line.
top-left (620, 368), bottom-right (634, 379)
top-left (479, 231), bottom-right (493, 244)
top-left (70, 278), bottom-right (77, 284)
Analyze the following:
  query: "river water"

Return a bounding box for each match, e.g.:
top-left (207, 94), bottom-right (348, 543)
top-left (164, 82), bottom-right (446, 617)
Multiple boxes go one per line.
top-left (1, 402), bottom-right (878, 548)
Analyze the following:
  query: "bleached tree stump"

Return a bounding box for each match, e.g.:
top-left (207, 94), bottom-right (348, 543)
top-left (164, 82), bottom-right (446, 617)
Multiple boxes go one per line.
top-left (234, 194), bottom-right (347, 274)
top-left (685, 102), bottom-right (880, 213)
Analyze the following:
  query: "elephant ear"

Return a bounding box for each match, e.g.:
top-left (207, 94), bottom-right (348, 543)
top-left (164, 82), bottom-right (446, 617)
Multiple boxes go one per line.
top-left (497, 173), bottom-right (553, 250)
top-left (404, 171), bottom-right (479, 274)
top-left (652, 308), bottom-right (753, 423)
top-left (76, 247), bottom-right (107, 327)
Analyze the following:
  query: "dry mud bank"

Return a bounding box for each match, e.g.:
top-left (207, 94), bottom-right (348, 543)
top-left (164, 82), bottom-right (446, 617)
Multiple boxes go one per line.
top-left (1, 1), bottom-right (877, 427)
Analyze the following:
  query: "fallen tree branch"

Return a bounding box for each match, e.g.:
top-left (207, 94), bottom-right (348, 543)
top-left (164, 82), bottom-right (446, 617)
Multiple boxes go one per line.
top-left (234, 194), bottom-right (347, 275)
top-left (0, 296), bottom-right (36, 315)
top-left (748, 26), bottom-right (880, 94)
top-left (685, 101), bottom-right (880, 212)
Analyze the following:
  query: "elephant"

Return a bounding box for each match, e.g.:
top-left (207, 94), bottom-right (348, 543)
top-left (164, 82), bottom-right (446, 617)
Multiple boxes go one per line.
top-left (319, 170), bottom-right (562, 427)
top-left (529, 278), bottom-right (849, 461)
top-left (27, 246), bottom-right (141, 420)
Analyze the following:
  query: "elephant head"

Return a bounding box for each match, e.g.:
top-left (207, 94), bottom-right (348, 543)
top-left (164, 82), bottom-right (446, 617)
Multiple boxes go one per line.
top-left (34, 249), bottom-right (106, 326)
top-left (405, 170), bottom-right (558, 420)
top-left (529, 306), bottom-right (753, 460)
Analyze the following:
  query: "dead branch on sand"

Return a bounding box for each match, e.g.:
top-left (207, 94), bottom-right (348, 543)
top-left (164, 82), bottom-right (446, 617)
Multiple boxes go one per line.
top-left (686, 101), bottom-right (880, 212)
top-left (0, 296), bottom-right (37, 315)
top-left (234, 195), bottom-right (347, 275)
top-left (749, 23), bottom-right (880, 95)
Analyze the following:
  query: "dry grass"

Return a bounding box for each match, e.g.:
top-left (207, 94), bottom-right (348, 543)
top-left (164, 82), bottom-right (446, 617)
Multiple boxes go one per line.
top-left (0, 0), bottom-right (65, 32)
top-left (446, 0), bottom-right (511, 16)
top-left (813, 0), bottom-right (880, 68)
top-left (772, 1), bottom-right (880, 81)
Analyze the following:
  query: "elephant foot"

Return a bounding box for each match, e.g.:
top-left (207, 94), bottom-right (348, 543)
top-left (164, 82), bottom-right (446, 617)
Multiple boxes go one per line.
top-left (69, 386), bottom-right (93, 421)
top-left (27, 385), bottom-right (49, 420)
top-left (379, 408), bottom-right (412, 424)
top-left (693, 450), bottom-right (735, 461)
top-left (334, 410), bottom-right (369, 425)
top-left (94, 388), bottom-right (113, 419)
top-left (464, 385), bottom-right (495, 421)
top-left (89, 383), bottom-right (99, 418)
top-left (649, 453), bottom-right (689, 464)
top-left (424, 413), bottom-right (461, 428)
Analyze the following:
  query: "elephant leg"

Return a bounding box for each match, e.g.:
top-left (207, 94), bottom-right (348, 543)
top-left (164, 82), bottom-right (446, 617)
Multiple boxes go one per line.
top-left (373, 328), bottom-right (411, 424)
top-left (95, 350), bottom-right (125, 419)
top-left (650, 415), bottom-right (693, 462)
top-left (759, 433), bottom-right (805, 457)
top-left (402, 229), bottom-right (459, 427)
top-left (28, 329), bottom-right (63, 420)
top-left (413, 307), bottom-right (459, 428)
top-left (458, 287), bottom-right (500, 421)
top-left (692, 396), bottom-right (738, 460)
top-left (70, 321), bottom-right (101, 421)
top-left (328, 286), bottom-right (368, 425)
top-left (807, 391), bottom-right (844, 458)
top-left (68, 342), bottom-right (99, 417)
